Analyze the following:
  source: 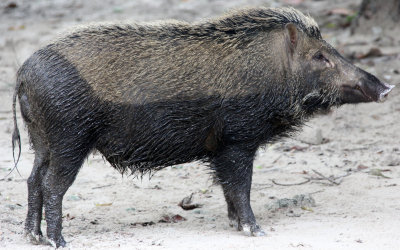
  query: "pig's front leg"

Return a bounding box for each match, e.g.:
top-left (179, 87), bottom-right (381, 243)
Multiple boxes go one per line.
top-left (211, 145), bottom-right (265, 236)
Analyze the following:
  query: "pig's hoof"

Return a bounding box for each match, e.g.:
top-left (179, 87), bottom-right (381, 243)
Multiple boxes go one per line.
top-left (25, 231), bottom-right (45, 245)
top-left (43, 235), bottom-right (67, 248)
top-left (229, 219), bottom-right (240, 230)
top-left (241, 224), bottom-right (266, 237)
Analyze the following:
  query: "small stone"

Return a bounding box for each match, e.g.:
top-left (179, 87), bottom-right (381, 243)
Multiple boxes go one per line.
top-left (295, 127), bottom-right (324, 145)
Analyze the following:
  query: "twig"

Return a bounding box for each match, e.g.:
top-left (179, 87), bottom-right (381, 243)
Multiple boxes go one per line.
top-left (271, 170), bottom-right (352, 187)
top-left (253, 183), bottom-right (274, 189)
top-left (334, 171), bottom-right (352, 178)
top-left (271, 178), bottom-right (311, 186)
top-left (272, 155), bottom-right (282, 164)
top-left (312, 169), bottom-right (340, 185)
top-left (92, 184), bottom-right (114, 189)
top-left (308, 189), bottom-right (325, 195)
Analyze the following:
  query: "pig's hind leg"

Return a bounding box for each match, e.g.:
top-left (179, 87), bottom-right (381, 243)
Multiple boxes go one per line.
top-left (40, 146), bottom-right (90, 248)
top-left (211, 145), bottom-right (265, 237)
top-left (22, 95), bottom-right (50, 245)
top-left (24, 145), bottom-right (49, 245)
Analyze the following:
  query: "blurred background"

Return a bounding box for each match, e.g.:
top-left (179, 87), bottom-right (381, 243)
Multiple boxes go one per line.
top-left (1, 1), bottom-right (399, 249)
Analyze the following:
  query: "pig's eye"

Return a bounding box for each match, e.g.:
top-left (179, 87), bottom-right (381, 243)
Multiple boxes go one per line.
top-left (313, 51), bottom-right (329, 63)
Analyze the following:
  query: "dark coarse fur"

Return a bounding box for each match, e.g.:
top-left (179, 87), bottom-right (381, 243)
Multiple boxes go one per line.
top-left (13, 7), bottom-right (344, 247)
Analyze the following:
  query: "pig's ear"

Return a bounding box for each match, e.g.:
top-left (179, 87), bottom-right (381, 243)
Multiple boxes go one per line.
top-left (285, 23), bottom-right (298, 55)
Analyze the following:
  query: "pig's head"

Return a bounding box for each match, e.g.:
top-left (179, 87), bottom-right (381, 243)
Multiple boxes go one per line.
top-left (280, 21), bottom-right (394, 108)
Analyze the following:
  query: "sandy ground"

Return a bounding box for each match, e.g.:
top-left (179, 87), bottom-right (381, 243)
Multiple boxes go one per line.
top-left (0, 0), bottom-right (399, 249)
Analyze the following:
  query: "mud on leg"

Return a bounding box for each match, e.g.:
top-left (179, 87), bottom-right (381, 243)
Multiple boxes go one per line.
top-left (41, 156), bottom-right (83, 247)
top-left (211, 145), bottom-right (265, 236)
top-left (25, 148), bottom-right (49, 244)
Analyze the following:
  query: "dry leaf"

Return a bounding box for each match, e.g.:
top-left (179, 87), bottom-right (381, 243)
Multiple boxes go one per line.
top-left (327, 8), bottom-right (353, 16)
top-left (368, 169), bottom-right (391, 179)
top-left (179, 193), bottom-right (203, 210)
top-left (95, 202), bottom-right (113, 206)
top-left (159, 214), bottom-right (187, 223)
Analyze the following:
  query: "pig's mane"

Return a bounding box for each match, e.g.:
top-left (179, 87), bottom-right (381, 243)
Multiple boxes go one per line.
top-left (205, 7), bottom-right (322, 40)
top-left (59, 7), bottom-right (321, 48)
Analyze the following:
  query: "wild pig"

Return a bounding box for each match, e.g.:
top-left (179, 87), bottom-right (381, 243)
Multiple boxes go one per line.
top-left (12, 7), bottom-right (393, 247)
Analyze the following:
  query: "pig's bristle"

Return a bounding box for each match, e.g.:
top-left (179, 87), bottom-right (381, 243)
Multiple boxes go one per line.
top-left (208, 7), bottom-right (321, 40)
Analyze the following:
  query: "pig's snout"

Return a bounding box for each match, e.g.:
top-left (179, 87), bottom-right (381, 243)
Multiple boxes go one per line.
top-left (349, 69), bottom-right (395, 103)
top-left (358, 80), bottom-right (395, 103)
top-left (340, 75), bottom-right (394, 104)
top-left (378, 82), bottom-right (395, 102)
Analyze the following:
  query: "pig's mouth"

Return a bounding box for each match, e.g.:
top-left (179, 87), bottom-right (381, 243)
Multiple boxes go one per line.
top-left (341, 82), bottom-right (394, 104)
top-left (341, 85), bottom-right (373, 103)
top-left (354, 84), bottom-right (374, 101)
